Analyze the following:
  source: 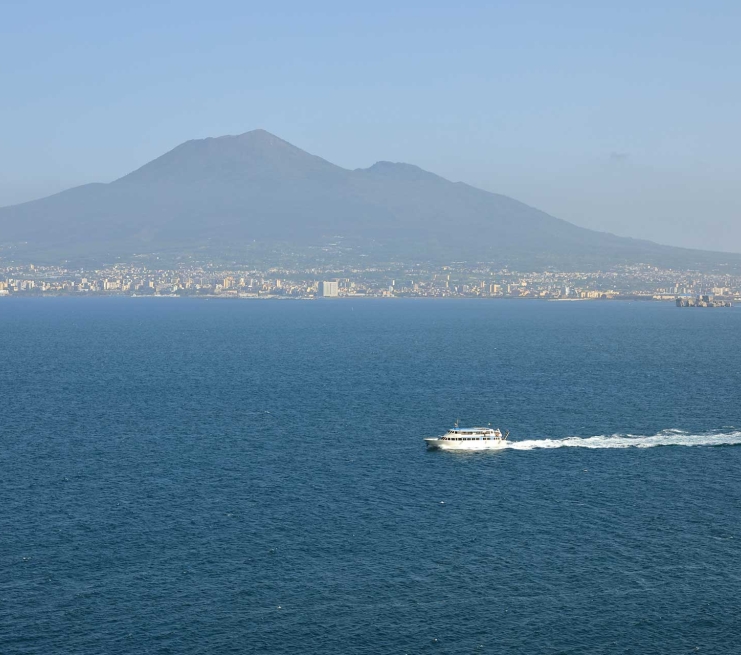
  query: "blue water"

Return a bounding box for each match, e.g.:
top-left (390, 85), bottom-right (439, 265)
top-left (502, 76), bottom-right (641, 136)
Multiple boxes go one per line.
top-left (1, 299), bottom-right (740, 654)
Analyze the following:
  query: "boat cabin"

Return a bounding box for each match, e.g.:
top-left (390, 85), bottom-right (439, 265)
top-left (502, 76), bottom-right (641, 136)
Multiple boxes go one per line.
top-left (442, 427), bottom-right (505, 441)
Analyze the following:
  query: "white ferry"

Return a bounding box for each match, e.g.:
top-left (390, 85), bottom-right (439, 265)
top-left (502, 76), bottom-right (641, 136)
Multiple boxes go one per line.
top-left (424, 423), bottom-right (510, 451)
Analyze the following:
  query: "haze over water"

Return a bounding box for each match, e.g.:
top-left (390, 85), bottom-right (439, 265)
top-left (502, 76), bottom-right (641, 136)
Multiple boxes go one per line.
top-left (2, 298), bottom-right (740, 653)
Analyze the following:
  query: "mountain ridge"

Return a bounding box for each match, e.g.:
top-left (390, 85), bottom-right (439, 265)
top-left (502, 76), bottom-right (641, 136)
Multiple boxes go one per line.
top-left (0, 129), bottom-right (738, 270)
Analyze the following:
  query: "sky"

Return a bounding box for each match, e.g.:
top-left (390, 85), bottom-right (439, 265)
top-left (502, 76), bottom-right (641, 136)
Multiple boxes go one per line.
top-left (1, 0), bottom-right (739, 252)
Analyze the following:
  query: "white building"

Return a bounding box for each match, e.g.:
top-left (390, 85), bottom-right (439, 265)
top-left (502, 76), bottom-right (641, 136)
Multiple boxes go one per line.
top-left (319, 281), bottom-right (339, 297)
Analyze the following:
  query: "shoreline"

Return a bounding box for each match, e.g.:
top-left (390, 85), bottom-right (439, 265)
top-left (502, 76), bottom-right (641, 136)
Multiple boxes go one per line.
top-left (0, 294), bottom-right (724, 303)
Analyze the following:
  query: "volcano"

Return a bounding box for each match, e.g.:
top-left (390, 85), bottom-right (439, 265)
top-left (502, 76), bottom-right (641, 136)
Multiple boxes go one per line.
top-left (0, 129), bottom-right (737, 270)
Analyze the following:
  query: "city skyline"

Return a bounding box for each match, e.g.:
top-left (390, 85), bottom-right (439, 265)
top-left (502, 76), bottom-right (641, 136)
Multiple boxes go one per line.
top-left (2, 259), bottom-right (739, 303)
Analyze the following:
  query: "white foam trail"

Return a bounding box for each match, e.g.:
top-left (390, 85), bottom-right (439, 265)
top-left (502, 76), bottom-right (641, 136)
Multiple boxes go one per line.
top-left (506, 430), bottom-right (741, 450)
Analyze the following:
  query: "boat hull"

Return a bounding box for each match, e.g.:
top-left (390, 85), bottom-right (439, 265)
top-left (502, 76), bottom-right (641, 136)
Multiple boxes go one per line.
top-left (424, 438), bottom-right (508, 451)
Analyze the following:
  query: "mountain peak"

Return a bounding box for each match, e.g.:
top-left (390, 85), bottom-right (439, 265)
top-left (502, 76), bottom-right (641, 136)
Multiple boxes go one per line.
top-left (361, 160), bottom-right (443, 182)
top-left (240, 128), bottom-right (274, 137)
top-left (181, 128), bottom-right (301, 154)
top-left (115, 129), bottom-right (338, 185)
top-left (212, 128), bottom-right (291, 146)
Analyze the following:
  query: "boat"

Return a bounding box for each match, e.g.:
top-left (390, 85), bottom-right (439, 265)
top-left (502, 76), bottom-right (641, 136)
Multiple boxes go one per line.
top-left (424, 422), bottom-right (510, 451)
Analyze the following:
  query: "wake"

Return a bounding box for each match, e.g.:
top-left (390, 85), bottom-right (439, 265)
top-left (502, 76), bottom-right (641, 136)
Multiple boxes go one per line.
top-left (506, 429), bottom-right (741, 450)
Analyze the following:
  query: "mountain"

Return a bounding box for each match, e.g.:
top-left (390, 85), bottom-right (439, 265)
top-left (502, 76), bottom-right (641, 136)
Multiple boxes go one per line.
top-left (0, 129), bottom-right (738, 270)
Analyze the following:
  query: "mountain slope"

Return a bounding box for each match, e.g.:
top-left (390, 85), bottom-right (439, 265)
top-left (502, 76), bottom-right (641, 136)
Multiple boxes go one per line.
top-left (0, 129), bottom-right (737, 269)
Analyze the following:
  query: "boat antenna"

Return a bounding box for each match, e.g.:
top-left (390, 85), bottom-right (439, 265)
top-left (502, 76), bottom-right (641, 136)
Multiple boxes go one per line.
top-left (455, 419), bottom-right (459, 428)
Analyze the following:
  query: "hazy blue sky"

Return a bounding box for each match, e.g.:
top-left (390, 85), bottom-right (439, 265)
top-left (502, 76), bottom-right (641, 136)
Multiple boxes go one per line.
top-left (2, 1), bottom-right (739, 251)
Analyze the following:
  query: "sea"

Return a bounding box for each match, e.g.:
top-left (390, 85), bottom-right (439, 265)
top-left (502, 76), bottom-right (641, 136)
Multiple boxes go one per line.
top-left (1, 298), bottom-right (740, 654)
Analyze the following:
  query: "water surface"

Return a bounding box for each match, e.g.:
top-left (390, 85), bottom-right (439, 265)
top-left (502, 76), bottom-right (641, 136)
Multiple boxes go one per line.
top-left (1, 299), bottom-right (740, 653)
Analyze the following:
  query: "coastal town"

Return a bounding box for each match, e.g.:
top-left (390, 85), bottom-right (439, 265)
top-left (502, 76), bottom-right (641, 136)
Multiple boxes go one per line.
top-left (0, 260), bottom-right (738, 303)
